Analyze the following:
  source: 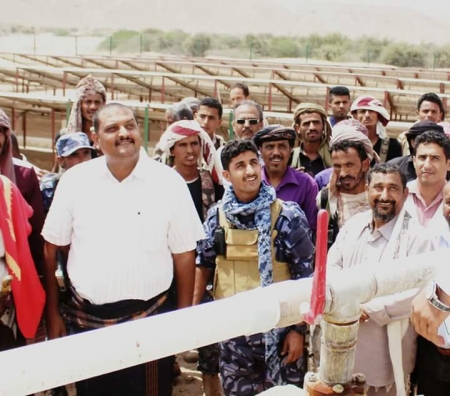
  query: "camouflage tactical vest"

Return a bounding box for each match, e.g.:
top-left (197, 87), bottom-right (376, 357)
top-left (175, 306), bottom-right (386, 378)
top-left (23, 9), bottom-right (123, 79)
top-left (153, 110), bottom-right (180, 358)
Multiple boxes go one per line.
top-left (213, 199), bottom-right (290, 300)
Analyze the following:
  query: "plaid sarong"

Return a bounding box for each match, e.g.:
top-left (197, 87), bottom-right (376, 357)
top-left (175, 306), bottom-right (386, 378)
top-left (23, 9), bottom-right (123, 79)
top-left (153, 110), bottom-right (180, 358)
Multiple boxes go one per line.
top-left (65, 286), bottom-right (168, 330)
top-left (66, 287), bottom-right (172, 396)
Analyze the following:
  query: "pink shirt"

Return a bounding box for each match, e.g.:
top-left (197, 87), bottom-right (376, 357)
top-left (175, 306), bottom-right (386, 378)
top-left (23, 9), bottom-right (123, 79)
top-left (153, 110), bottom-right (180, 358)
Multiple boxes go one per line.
top-left (407, 180), bottom-right (443, 227)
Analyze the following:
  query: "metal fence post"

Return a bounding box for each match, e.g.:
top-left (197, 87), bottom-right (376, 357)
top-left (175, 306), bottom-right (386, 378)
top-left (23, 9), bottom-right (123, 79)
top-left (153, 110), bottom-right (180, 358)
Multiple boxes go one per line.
top-left (66, 101), bottom-right (72, 126)
top-left (144, 105), bottom-right (149, 152)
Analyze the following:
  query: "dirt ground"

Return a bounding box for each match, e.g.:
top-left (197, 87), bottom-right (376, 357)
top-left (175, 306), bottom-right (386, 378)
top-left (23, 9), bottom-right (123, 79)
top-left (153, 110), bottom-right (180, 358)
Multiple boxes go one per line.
top-left (173, 354), bottom-right (205, 396)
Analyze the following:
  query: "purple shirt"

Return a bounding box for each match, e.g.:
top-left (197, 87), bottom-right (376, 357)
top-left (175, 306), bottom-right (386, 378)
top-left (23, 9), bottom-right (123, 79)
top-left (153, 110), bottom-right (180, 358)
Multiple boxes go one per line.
top-left (315, 167), bottom-right (333, 191)
top-left (262, 166), bottom-right (318, 230)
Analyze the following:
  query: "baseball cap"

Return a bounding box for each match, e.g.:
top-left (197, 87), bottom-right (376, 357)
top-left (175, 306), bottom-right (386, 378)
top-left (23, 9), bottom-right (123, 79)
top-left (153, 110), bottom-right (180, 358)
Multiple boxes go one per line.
top-left (56, 132), bottom-right (94, 157)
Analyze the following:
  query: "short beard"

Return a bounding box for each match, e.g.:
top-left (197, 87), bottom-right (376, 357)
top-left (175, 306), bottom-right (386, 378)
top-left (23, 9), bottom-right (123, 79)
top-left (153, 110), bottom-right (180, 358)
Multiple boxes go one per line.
top-left (373, 207), bottom-right (396, 223)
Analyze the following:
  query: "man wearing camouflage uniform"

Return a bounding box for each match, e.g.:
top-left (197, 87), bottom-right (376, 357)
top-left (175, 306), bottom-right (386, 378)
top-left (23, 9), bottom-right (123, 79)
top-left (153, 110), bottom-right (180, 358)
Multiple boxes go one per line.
top-left (195, 140), bottom-right (314, 396)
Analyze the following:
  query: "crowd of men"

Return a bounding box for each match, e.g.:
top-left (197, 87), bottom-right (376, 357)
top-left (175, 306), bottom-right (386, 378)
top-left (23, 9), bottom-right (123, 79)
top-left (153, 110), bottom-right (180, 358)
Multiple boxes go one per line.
top-left (0, 77), bottom-right (450, 396)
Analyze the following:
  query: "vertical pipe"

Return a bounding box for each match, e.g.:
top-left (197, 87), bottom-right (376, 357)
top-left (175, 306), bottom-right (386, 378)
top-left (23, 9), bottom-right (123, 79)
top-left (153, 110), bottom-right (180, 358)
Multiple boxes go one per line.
top-left (62, 72), bottom-right (67, 96)
top-left (111, 73), bottom-right (115, 100)
top-left (11, 108), bottom-right (15, 131)
top-left (15, 68), bottom-right (19, 93)
top-left (268, 84), bottom-right (273, 112)
top-left (51, 110), bottom-right (56, 155)
top-left (22, 112), bottom-right (27, 149)
top-left (268, 71), bottom-right (273, 111)
top-left (325, 86), bottom-right (330, 112)
top-left (66, 101), bottom-right (71, 126)
top-left (213, 80), bottom-right (218, 98)
top-left (161, 76), bottom-right (165, 103)
top-left (144, 105), bottom-right (149, 152)
top-left (304, 210), bottom-right (328, 324)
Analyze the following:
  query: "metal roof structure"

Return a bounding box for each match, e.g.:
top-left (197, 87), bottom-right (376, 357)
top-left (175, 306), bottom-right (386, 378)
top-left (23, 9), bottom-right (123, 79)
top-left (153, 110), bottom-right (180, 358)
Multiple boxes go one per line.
top-left (0, 52), bottom-right (449, 123)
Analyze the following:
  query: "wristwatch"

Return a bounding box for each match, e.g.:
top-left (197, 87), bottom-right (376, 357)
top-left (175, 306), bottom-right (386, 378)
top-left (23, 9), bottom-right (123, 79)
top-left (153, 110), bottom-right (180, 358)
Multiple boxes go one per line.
top-left (426, 281), bottom-right (450, 312)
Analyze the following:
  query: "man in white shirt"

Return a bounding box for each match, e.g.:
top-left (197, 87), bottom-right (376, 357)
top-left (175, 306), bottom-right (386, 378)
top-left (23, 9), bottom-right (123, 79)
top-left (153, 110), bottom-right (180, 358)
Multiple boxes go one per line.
top-left (328, 163), bottom-right (434, 396)
top-left (42, 103), bottom-right (205, 396)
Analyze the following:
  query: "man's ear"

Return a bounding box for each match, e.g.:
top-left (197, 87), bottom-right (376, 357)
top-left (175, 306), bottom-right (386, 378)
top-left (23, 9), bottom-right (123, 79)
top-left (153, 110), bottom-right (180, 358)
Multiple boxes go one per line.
top-left (403, 186), bottom-right (409, 201)
top-left (57, 157), bottom-right (65, 170)
top-left (223, 170), bottom-right (231, 183)
top-left (91, 132), bottom-right (101, 151)
top-left (362, 158), bottom-right (370, 173)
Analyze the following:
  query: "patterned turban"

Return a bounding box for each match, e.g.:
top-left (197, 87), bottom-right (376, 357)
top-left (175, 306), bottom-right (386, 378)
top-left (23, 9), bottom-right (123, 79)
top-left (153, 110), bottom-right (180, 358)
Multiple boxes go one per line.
top-left (67, 75), bottom-right (107, 134)
top-left (330, 119), bottom-right (376, 162)
top-left (253, 124), bottom-right (296, 147)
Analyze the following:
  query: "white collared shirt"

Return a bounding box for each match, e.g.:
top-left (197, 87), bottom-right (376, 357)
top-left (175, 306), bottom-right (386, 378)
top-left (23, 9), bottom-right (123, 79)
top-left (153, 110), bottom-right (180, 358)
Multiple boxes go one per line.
top-left (42, 152), bottom-right (205, 305)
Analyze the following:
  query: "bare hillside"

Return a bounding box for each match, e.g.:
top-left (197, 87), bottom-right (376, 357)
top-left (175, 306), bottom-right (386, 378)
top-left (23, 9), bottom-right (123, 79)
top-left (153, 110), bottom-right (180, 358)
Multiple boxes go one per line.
top-left (3, 0), bottom-right (450, 44)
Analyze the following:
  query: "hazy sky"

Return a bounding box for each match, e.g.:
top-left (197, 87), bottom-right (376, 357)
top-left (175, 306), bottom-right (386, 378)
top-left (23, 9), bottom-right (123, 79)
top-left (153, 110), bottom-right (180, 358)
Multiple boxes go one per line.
top-left (334, 0), bottom-right (450, 15)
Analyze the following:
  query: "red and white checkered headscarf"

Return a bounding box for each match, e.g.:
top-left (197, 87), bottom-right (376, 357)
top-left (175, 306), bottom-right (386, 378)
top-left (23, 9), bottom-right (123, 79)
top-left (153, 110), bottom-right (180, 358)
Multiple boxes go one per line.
top-left (351, 96), bottom-right (390, 139)
top-left (158, 120), bottom-right (216, 172)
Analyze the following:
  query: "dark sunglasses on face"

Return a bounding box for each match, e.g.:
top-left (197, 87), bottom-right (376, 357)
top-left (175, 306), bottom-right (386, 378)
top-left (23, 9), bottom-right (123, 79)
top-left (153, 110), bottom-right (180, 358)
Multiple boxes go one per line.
top-left (236, 118), bottom-right (259, 125)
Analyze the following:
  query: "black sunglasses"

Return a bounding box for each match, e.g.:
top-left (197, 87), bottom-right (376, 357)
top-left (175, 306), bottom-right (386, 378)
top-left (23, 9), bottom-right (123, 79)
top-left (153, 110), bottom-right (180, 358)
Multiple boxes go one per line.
top-left (236, 118), bottom-right (259, 125)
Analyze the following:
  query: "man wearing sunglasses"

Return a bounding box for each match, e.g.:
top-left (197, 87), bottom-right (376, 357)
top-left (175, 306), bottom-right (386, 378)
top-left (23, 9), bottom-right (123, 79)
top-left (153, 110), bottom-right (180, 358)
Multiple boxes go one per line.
top-left (232, 100), bottom-right (264, 141)
top-left (215, 100), bottom-right (265, 186)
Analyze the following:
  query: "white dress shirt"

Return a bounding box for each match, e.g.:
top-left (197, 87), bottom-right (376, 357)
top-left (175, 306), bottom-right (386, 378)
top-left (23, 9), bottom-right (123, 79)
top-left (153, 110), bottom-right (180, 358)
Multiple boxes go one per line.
top-left (42, 152), bottom-right (205, 305)
top-left (327, 210), bottom-right (434, 388)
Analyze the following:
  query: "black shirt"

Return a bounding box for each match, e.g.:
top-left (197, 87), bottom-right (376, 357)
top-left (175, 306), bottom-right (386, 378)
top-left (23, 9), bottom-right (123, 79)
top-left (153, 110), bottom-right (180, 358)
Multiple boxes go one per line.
top-left (372, 137), bottom-right (403, 165)
top-left (187, 176), bottom-right (224, 222)
top-left (298, 152), bottom-right (326, 178)
top-left (187, 177), bottom-right (203, 221)
top-left (387, 155), bottom-right (416, 182)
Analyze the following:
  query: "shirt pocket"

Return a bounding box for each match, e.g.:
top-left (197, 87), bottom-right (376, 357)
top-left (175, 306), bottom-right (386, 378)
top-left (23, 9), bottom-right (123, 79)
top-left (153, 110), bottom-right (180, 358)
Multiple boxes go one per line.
top-left (137, 210), bottom-right (168, 253)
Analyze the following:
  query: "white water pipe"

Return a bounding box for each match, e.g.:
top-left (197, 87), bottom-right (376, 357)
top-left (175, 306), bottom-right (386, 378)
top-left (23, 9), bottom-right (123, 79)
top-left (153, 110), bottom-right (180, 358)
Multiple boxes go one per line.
top-left (0, 250), bottom-right (446, 395)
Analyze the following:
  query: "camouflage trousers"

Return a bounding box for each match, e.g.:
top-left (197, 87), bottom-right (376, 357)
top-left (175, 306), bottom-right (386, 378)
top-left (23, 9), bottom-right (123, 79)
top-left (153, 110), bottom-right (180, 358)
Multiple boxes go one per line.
top-left (219, 332), bottom-right (305, 396)
top-left (198, 292), bottom-right (220, 375)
